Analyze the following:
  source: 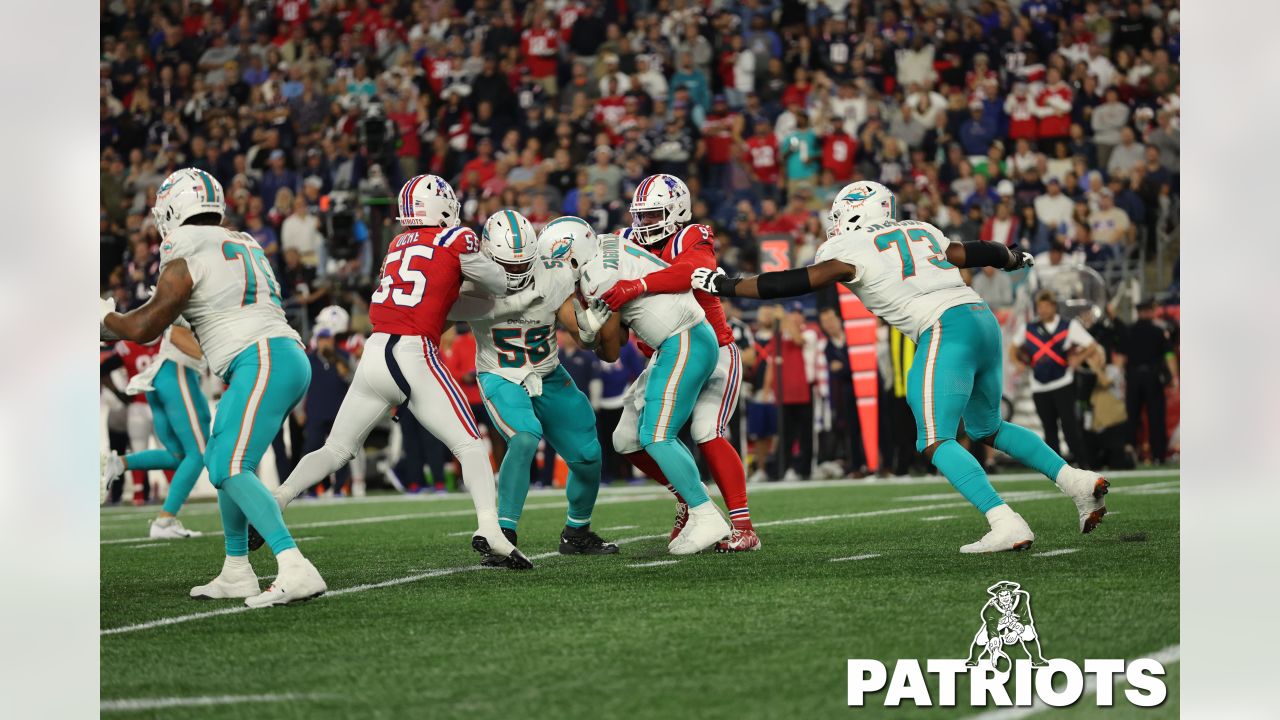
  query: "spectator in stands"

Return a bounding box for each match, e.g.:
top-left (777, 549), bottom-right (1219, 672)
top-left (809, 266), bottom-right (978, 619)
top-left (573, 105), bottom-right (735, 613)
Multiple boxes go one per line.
top-left (1012, 290), bottom-right (1102, 468)
top-left (762, 303), bottom-right (816, 482)
top-left (282, 195), bottom-right (325, 271)
top-left (1107, 126), bottom-right (1146, 178)
top-left (1090, 188), bottom-right (1134, 246)
top-left (816, 307), bottom-right (863, 478)
top-left (1118, 299), bottom-right (1179, 465)
top-left (1091, 87), bottom-right (1130, 170)
top-left (970, 265), bottom-right (1015, 311)
top-left (299, 326), bottom-right (353, 495)
top-left (980, 200), bottom-right (1020, 246)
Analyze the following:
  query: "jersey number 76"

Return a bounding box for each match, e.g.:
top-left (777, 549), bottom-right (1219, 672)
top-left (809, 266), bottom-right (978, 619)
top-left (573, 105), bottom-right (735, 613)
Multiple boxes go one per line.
top-left (371, 245), bottom-right (434, 307)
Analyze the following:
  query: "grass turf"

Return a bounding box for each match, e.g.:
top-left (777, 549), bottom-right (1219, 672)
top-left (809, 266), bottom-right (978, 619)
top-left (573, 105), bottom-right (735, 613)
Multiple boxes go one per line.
top-left (101, 470), bottom-right (1179, 719)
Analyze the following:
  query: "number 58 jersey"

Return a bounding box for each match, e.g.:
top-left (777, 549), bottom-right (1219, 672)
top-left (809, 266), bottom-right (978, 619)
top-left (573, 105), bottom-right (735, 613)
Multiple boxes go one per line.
top-left (369, 226), bottom-right (485, 344)
top-left (159, 224), bottom-right (300, 378)
top-left (815, 218), bottom-right (980, 342)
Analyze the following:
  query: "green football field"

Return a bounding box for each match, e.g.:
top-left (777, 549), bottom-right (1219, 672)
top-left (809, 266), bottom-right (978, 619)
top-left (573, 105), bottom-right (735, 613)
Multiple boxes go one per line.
top-left (100, 469), bottom-right (1179, 719)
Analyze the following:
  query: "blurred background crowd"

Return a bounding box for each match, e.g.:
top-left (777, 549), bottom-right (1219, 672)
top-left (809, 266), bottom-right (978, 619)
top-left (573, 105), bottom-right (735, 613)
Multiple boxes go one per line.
top-left (100, 0), bottom-right (1180, 502)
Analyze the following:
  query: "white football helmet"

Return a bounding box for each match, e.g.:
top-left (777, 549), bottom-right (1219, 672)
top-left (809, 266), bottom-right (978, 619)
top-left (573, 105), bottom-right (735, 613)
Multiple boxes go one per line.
top-left (152, 168), bottom-right (225, 239)
top-left (314, 305), bottom-right (351, 334)
top-left (482, 209), bottom-right (539, 291)
top-left (397, 174), bottom-right (461, 228)
top-left (629, 173), bottom-right (692, 246)
top-left (828, 180), bottom-right (897, 238)
top-left (538, 216), bottom-right (598, 281)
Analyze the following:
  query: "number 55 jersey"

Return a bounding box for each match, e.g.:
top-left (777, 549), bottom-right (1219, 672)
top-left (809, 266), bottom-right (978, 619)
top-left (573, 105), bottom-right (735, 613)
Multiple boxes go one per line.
top-left (159, 224), bottom-right (300, 378)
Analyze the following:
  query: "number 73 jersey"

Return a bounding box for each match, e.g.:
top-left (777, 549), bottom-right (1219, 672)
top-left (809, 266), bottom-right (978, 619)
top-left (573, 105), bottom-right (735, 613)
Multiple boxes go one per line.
top-left (159, 224), bottom-right (299, 378)
top-left (815, 218), bottom-right (981, 342)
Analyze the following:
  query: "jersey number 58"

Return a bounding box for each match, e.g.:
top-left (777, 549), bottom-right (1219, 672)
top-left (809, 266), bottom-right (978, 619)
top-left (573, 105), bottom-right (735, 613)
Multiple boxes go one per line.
top-left (371, 245), bottom-right (434, 307)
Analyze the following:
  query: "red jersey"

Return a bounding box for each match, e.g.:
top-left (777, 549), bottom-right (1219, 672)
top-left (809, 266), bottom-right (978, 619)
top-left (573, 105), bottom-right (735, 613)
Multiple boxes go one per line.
top-left (744, 135), bottom-right (780, 185)
top-left (821, 132), bottom-right (857, 182)
top-left (620, 223), bottom-right (735, 347)
top-left (115, 340), bottom-right (161, 404)
top-left (369, 225), bottom-right (480, 344)
top-left (521, 28), bottom-right (558, 79)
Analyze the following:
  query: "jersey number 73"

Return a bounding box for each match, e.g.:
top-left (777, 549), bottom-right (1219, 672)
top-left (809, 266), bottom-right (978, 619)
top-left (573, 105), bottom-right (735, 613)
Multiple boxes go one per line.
top-left (874, 228), bottom-right (955, 280)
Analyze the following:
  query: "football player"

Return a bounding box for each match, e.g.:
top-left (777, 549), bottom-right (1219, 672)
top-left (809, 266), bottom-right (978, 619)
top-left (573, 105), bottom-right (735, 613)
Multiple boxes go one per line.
top-left (272, 175), bottom-right (532, 568)
top-left (100, 323), bottom-right (211, 539)
top-left (692, 181), bottom-right (1109, 554)
top-left (596, 174), bottom-right (758, 552)
top-left (101, 167), bottom-right (326, 606)
top-left (446, 211), bottom-right (618, 566)
top-left (553, 220), bottom-right (731, 555)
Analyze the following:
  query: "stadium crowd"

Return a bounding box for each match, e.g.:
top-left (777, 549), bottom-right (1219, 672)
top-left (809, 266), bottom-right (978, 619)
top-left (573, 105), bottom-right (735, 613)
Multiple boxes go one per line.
top-left (100, 0), bottom-right (1180, 496)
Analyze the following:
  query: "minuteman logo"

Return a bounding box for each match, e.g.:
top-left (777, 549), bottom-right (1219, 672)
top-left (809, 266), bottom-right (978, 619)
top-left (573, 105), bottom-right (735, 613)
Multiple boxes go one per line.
top-left (847, 579), bottom-right (1169, 710)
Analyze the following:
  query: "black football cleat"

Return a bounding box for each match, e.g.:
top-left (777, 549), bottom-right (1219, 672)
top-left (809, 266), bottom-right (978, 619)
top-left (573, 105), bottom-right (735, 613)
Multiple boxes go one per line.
top-left (246, 524), bottom-right (265, 552)
top-left (472, 528), bottom-right (533, 570)
top-left (558, 525), bottom-right (620, 555)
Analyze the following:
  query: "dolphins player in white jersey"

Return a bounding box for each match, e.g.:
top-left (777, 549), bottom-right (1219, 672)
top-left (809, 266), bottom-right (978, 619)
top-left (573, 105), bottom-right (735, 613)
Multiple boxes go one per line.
top-left (102, 167), bottom-right (325, 606)
top-left (551, 220), bottom-right (732, 555)
top-left (447, 211), bottom-right (618, 565)
top-left (692, 181), bottom-right (1109, 554)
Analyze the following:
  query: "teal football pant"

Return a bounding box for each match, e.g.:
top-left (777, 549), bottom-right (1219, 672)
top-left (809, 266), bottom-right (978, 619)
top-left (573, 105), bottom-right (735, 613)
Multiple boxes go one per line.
top-left (205, 337), bottom-right (310, 556)
top-left (480, 365), bottom-right (602, 530)
top-left (907, 302), bottom-right (1068, 513)
top-left (636, 322), bottom-right (719, 509)
top-left (124, 361), bottom-right (212, 516)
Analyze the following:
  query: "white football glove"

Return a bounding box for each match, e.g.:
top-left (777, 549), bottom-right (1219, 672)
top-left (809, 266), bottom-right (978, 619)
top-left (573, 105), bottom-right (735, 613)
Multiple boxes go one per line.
top-left (1006, 250), bottom-right (1035, 271)
top-left (100, 296), bottom-right (121, 341)
top-left (691, 267), bottom-right (726, 294)
top-left (521, 372), bottom-right (543, 398)
top-left (576, 298), bottom-right (613, 345)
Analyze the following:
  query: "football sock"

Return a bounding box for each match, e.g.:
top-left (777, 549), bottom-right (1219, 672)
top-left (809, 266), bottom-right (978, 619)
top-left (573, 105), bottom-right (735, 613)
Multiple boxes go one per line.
top-left (222, 472), bottom-right (296, 555)
top-left (991, 421), bottom-right (1068, 482)
top-left (161, 453), bottom-right (206, 516)
top-left (624, 450), bottom-right (686, 504)
top-left (277, 444), bottom-right (348, 507)
top-left (217, 489), bottom-right (249, 557)
top-left (124, 449), bottom-right (179, 471)
top-left (453, 440), bottom-right (501, 532)
top-left (564, 455), bottom-right (602, 528)
top-left (932, 439), bottom-right (1004, 513)
top-left (698, 437), bottom-right (752, 529)
top-left (643, 440), bottom-right (710, 508)
top-left (497, 432), bottom-right (538, 531)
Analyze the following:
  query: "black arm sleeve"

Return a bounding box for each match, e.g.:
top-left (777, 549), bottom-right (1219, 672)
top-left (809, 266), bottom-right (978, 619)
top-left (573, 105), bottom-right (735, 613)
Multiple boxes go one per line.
top-left (958, 241), bottom-right (1013, 269)
top-left (755, 267), bottom-right (814, 299)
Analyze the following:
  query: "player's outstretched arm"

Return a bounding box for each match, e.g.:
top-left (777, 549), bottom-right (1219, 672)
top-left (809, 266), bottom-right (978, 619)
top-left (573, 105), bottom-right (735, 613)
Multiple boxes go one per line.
top-left (691, 259), bottom-right (857, 300)
top-left (459, 250), bottom-right (508, 295)
top-left (946, 241), bottom-right (1034, 271)
top-left (102, 260), bottom-right (193, 343)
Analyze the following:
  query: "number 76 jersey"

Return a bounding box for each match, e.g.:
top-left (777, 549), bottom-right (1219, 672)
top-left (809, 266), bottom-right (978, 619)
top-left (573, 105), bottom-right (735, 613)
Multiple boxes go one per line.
top-left (815, 218), bottom-right (981, 342)
top-left (159, 224), bottom-right (300, 378)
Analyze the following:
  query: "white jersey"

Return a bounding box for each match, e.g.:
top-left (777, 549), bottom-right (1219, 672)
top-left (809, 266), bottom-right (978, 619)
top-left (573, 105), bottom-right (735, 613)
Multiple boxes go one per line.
top-left (159, 224), bottom-right (301, 377)
top-left (815, 218), bottom-right (981, 341)
top-left (466, 254), bottom-right (576, 384)
top-left (579, 234), bottom-right (705, 348)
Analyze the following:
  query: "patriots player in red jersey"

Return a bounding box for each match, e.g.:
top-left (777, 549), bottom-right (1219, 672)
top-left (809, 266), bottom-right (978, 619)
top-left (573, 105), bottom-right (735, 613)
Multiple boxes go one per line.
top-left (598, 174), bottom-right (759, 552)
top-left (272, 174), bottom-right (533, 568)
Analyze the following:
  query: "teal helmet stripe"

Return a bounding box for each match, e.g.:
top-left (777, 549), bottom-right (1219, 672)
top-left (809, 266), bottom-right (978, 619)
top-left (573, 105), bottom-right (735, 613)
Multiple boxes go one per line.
top-left (504, 209), bottom-right (522, 253)
top-left (890, 196), bottom-right (897, 220)
top-left (544, 216), bottom-right (591, 230)
top-left (197, 170), bottom-right (216, 202)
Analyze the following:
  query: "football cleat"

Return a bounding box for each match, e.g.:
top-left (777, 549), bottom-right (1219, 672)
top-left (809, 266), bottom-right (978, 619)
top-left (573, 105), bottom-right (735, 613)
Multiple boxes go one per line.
top-left (960, 509), bottom-right (1035, 554)
top-left (559, 525), bottom-right (620, 555)
top-left (190, 558), bottom-right (260, 600)
top-left (100, 451), bottom-right (124, 505)
top-left (478, 528), bottom-right (526, 568)
top-left (669, 502), bottom-right (689, 542)
top-left (472, 529), bottom-right (533, 570)
top-left (246, 524), bottom-right (266, 552)
top-left (1056, 466), bottom-right (1110, 533)
top-left (715, 528), bottom-right (762, 553)
top-left (244, 556), bottom-right (327, 608)
top-left (668, 503), bottom-right (731, 555)
top-left (149, 516), bottom-right (202, 539)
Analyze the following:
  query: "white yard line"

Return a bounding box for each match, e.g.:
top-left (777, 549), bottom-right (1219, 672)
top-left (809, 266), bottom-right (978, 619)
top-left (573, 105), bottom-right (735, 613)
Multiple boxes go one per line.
top-left (101, 693), bottom-right (336, 712)
top-left (966, 645), bottom-right (1181, 720)
top-left (102, 481), bottom-right (1178, 637)
top-left (127, 543), bottom-right (164, 549)
top-left (627, 560), bottom-right (679, 568)
top-left (599, 524), bottom-right (639, 531)
top-left (921, 515), bottom-right (958, 522)
top-left (1032, 548), bottom-right (1080, 557)
top-left (829, 554), bottom-right (881, 562)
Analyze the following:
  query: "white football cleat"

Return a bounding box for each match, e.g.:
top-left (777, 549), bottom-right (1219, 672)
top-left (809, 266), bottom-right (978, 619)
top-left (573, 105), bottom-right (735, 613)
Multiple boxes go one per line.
top-left (668, 502), bottom-right (731, 555)
top-left (960, 505), bottom-right (1035, 554)
top-left (150, 516), bottom-right (202, 539)
top-left (100, 451), bottom-right (124, 505)
top-left (244, 554), bottom-right (327, 608)
top-left (190, 557), bottom-right (260, 599)
top-left (1056, 466), bottom-right (1110, 533)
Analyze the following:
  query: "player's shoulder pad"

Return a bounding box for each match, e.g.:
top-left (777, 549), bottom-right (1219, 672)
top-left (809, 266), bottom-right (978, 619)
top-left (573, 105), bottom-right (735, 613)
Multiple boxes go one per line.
top-left (158, 225), bottom-right (206, 265)
top-left (579, 247), bottom-right (620, 299)
top-left (672, 223), bottom-right (714, 256)
top-left (434, 226), bottom-right (481, 253)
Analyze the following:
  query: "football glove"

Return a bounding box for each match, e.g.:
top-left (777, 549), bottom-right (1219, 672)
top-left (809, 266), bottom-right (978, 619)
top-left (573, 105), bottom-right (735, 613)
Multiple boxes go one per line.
top-left (1006, 250), bottom-right (1035, 271)
top-left (599, 278), bottom-right (646, 311)
top-left (100, 296), bottom-right (121, 341)
top-left (691, 267), bottom-right (738, 296)
top-left (576, 298), bottom-right (613, 345)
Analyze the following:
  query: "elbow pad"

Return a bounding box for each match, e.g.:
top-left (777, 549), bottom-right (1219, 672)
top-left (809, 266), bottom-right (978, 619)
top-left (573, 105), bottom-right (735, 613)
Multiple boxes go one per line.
top-left (960, 241), bottom-right (1013, 269)
top-left (757, 267), bottom-right (813, 299)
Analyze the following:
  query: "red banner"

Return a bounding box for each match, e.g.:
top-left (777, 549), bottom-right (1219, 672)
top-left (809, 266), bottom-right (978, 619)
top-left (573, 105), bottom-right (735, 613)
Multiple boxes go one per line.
top-left (837, 285), bottom-right (879, 472)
